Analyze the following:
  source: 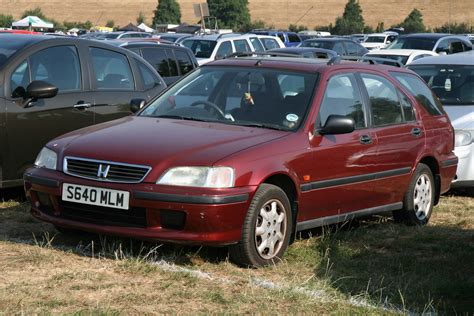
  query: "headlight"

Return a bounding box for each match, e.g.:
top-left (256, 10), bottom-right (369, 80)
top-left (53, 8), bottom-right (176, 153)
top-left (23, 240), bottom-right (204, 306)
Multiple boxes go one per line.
top-left (34, 147), bottom-right (57, 170)
top-left (157, 167), bottom-right (234, 188)
top-left (455, 130), bottom-right (474, 147)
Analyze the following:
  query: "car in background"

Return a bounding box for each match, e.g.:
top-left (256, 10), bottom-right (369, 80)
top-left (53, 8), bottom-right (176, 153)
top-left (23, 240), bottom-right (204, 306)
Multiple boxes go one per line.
top-left (0, 29), bottom-right (41, 35)
top-left (253, 35), bottom-right (286, 50)
top-left (25, 55), bottom-right (457, 267)
top-left (117, 42), bottom-right (198, 85)
top-left (0, 34), bottom-right (166, 189)
top-left (361, 32), bottom-right (398, 50)
top-left (386, 33), bottom-right (472, 54)
top-left (181, 34), bottom-right (259, 65)
top-left (407, 51), bottom-right (474, 194)
top-left (365, 49), bottom-right (438, 65)
top-left (300, 38), bottom-right (368, 57)
top-left (95, 31), bottom-right (153, 40)
top-left (249, 29), bottom-right (301, 47)
top-left (158, 33), bottom-right (192, 44)
top-left (464, 34), bottom-right (474, 45)
top-left (349, 34), bottom-right (367, 43)
top-left (267, 47), bottom-right (337, 59)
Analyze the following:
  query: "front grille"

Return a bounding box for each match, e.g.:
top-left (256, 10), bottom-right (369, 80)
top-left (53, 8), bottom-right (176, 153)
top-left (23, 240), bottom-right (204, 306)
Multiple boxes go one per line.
top-left (64, 157), bottom-right (151, 183)
top-left (60, 201), bottom-right (147, 228)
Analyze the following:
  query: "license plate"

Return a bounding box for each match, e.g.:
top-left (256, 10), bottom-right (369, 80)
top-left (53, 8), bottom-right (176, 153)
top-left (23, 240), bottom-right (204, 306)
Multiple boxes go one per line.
top-left (62, 183), bottom-right (130, 210)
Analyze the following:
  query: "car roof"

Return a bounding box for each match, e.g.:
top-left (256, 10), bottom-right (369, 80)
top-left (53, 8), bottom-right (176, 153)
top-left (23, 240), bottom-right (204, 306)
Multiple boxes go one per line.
top-left (269, 47), bottom-right (335, 54)
top-left (303, 37), bottom-right (348, 42)
top-left (208, 56), bottom-right (410, 74)
top-left (408, 50), bottom-right (474, 66)
top-left (399, 33), bottom-right (454, 39)
top-left (119, 41), bottom-right (186, 50)
top-left (367, 49), bottom-right (436, 56)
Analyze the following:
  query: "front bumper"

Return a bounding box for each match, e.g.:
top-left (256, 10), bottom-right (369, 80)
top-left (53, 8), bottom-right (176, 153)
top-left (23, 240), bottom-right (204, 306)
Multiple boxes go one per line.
top-left (24, 167), bottom-right (256, 245)
top-left (451, 143), bottom-right (474, 188)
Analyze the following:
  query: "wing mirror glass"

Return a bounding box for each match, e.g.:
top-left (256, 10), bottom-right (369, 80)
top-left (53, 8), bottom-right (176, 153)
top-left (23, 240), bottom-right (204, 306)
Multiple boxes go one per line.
top-left (130, 98), bottom-right (146, 113)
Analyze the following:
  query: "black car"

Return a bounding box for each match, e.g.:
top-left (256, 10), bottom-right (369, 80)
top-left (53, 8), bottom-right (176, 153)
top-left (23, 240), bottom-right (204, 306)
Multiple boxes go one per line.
top-left (0, 35), bottom-right (166, 189)
top-left (300, 38), bottom-right (368, 57)
top-left (386, 33), bottom-right (473, 54)
top-left (118, 42), bottom-right (198, 85)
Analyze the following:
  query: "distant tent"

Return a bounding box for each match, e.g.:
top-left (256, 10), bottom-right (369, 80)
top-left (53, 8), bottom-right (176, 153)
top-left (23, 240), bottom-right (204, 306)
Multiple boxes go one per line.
top-left (12, 16), bottom-right (54, 29)
top-left (137, 23), bottom-right (154, 33)
top-left (118, 23), bottom-right (141, 32)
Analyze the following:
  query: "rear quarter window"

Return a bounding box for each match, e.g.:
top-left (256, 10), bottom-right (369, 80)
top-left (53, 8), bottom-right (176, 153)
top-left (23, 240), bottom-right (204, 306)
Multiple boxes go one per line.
top-left (390, 72), bottom-right (445, 115)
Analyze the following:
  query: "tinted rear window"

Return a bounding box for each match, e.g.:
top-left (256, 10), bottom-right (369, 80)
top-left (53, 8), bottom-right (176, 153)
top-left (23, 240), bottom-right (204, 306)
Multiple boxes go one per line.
top-left (390, 72), bottom-right (445, 115)
top-left (407, 65), bottom-right (474, 106)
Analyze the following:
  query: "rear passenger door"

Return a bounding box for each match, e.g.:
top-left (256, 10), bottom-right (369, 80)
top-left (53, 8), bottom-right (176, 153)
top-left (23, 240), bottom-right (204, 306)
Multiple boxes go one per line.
top-left (88, 46), bottom-right (163, 124)
top-left (303, 72), bottom-right (378, 220)
top-left (359, 72), bottom-right (423, 204)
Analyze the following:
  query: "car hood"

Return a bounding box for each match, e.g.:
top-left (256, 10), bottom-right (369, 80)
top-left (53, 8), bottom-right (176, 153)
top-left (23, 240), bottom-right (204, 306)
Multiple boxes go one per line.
top-left (443, 105), bottom-right (474, 130)
top-left (53, 116), bottom-right (289, 181)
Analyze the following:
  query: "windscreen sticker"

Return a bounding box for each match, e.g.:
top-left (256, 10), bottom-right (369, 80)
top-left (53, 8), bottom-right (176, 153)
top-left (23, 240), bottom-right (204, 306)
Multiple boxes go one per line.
top-left (286, 114), bottom-right (299, 122)
top-left (444, 78), bottom-right (452, 91)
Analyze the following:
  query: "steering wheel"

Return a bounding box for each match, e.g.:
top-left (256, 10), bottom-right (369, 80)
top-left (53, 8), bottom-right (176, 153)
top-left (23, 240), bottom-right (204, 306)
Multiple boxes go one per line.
top-left (190, 100), bottom-right (226, 119)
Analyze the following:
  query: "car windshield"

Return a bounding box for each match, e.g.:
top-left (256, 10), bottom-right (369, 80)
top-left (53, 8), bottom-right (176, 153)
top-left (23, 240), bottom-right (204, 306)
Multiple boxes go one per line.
top-left (182, 39), bottom-right (217, 58)
top-left (140, 66), bottom-right (318, 131)
top-left (387, 37), bottom-right (437, 50)
top-left (369, 54), bottom-right (409, 65)
top-left (408, 65), bottom-right (474, 105)
top-left (104, 33), bottom-right (121, 39)
top-left (0, 39), bottom-right (34, 67)
top-left (300, 40), bottom-right (333, 50)
top-left (365, 36), bottom-right (385, 43)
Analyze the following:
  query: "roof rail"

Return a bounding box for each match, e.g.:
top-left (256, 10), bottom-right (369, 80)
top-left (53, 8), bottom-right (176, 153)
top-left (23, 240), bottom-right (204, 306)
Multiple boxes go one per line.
top-left (224, 51), bottom-right (315, 59)
top-left (216, 32), bottom-right (242, 40)
top-left (327, 56), bottom-right (403, 67)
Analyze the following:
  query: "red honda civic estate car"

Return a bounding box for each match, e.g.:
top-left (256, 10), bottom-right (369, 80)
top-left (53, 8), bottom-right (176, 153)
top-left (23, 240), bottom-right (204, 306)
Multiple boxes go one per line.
top-left (24, 56), bottom-right (458, 267)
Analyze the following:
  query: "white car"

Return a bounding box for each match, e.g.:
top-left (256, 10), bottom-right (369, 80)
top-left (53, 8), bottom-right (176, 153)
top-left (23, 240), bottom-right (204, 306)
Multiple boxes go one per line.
top-left (362, 32), bottom-right (398, 50)
top-left (365, 49), bottom-right (438, 65)
top-left (408, 51), bottom-right (474, 194)
top-left (253, 35), bottom-right (286, 50)
top-left (181, 34), bottom-right (260, 65)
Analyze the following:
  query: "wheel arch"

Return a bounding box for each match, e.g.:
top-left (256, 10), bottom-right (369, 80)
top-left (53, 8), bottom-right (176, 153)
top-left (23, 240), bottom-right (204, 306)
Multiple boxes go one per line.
top-left (418, 156), bottom-right (441, 205)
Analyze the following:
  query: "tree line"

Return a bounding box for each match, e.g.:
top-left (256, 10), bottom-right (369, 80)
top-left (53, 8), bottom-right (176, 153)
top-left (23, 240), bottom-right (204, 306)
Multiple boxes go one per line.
top-left (1, 0), bottom-right (472, 34)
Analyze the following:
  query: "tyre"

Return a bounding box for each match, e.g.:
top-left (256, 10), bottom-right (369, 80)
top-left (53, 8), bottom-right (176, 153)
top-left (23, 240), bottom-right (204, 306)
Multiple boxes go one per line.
top-left (229, 184), bottom-right (292, 267)
top-left (393, 163), bottom-right (435, 225)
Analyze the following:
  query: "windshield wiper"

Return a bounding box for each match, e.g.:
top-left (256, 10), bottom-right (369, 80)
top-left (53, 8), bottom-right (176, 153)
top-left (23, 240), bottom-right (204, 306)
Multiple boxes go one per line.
top-left (232, 122), bottom-right (289, 131)
top-left (154, 114), bottom-right (207, 122)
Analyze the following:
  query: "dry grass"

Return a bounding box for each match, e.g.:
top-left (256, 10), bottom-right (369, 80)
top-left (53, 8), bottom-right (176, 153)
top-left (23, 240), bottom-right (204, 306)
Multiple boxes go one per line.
top-left (0, 193), bottom-right (472, 314)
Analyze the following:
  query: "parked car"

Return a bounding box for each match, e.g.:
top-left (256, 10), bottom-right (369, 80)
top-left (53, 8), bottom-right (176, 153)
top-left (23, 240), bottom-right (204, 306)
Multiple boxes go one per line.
top-left (365, 49), bottom-right (438, 65)
top-left (157, 33), bottom-right (192, 44)
top-left (361, 32), bottom-right (398, 50)
top-left (181, 34), bottom-right (259, 65)
top-left (349, 34), bottom-right (367, 43)
top-left (407, 51), bottom-right (474, 194)
top-left (267, 47), bottom-right (337, 59)
top-left (386, 33), bottom-right (472, 54)
top-left (253, 35), bottom-right (286, 50)
top-left (249, 29), bottom-right (301, 47)
top-left (117, 42), bottom-right (198, 85)
top-left (300, 38), bottom-right (368, 57)
top-left (25, 55), bottom-right (457, 267)
top-left (95, 31), bottom-right (152, 40)
top-left (0, 34), bottom-right (166, 189)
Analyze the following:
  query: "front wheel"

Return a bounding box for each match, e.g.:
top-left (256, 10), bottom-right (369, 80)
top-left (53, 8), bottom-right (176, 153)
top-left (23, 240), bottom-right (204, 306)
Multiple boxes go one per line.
top-left (393, 163), bottom-right (435, 225)
top-left (229, 184), bottom-right (292, 267)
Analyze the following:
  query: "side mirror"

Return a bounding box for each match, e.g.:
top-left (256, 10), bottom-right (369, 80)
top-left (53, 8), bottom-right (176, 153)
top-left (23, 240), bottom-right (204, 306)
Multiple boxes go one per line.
top-left (27, 81), bottom-right (58, 99)
top-left (318, 115), bottom-right (355, 135)
top-left (130, 98), bottom-right (146, 113)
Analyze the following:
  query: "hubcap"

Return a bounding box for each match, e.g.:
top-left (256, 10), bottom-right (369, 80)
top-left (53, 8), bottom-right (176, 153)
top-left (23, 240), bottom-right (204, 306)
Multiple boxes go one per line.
top-left (413, 174), bottom-right (432, 220)
top-left (254, 199), bottom-right (287, 260)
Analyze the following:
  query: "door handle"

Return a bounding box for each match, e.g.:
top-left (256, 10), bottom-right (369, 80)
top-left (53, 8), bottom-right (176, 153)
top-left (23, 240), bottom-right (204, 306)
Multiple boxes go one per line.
top-left (73, 102), bottom-right (92, 110)
top-left (359, 135), bottom-right (373, 144)
top-left (411, 127), bottom-right (422, 137)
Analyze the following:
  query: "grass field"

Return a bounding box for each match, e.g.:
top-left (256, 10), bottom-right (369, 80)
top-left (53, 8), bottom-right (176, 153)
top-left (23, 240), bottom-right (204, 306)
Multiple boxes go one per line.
top-left (0, 192), bottom-right (472, 314)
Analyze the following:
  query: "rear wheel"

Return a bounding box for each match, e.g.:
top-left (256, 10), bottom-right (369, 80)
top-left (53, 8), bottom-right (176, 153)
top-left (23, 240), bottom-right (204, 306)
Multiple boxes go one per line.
top-left (229, 184), bottom-right (292, 267)
top-left (393, 163), bottom-right (435, 225)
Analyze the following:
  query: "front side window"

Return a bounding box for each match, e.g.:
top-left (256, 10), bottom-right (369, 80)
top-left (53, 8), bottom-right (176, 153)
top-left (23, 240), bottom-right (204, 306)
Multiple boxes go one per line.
top-left (215, 41), bottom-right (232, 59)
top-left (318, 73), bottom-right (366, 129)
top-left (140, 67), bottom-right (318, 131)
top-left (15, 45), bottom-right (81, 93)
top-left (261, 38), bottom-right (278, 50)
top-left (90, 48), bottom-right (134, 90)
top-left (405, 66), bottom-right (474, 107)
top-left (361, 73), bottom-right (402, 126)
top-left (249, 37), bottom-right (265, 52)
top-left (332, 42), bottom-right (346, 55)
top-left (365, 36), bottom-right (385, 43)
top-left (288, 33), bottom-right (301, 43)
top-left (344, 41), bottom-right (360, 55)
